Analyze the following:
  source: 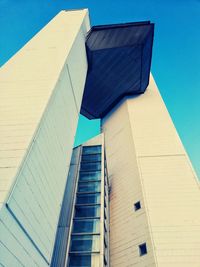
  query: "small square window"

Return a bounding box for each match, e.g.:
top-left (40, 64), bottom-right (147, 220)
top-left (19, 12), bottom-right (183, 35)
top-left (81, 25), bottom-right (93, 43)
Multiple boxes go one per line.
top-left (134, 201), bottom-right (141, 211)
top-left (139, 243), bottom-right (147, 256)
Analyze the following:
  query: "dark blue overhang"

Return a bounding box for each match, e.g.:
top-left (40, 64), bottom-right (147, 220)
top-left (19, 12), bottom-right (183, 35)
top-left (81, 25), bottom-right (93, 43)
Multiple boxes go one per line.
top-left (80, 21), bottom-right (154, 119)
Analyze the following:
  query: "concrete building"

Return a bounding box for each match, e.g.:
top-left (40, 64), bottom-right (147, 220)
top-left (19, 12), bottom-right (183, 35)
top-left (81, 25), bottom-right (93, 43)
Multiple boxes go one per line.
top-left (0, 9), bottom-right (89, 266)
top-left (51, 134), bottom-right (109, 267)
top-left (0, 8), bottom-right (200, 267)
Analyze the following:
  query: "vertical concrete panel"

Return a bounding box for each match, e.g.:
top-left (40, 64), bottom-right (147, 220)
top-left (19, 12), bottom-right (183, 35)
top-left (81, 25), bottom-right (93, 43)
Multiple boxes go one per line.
top-left (127, 75), bottom-right (200, 266)
top-left (139, 156), bottom-right (200, 266)
top-left (0, 9), bottom-right (90, 266)
top-left (102, 102), bottom-right (156, 267)
top-left (103, 74), bottom-right (200, 266)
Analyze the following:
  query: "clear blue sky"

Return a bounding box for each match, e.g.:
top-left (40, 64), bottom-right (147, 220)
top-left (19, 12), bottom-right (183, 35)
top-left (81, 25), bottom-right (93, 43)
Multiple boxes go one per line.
top-left (0, 0), bottom-right (200, 177)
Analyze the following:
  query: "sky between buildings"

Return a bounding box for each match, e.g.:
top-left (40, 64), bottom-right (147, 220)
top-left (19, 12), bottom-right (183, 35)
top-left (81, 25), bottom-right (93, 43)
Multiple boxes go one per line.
top-left (0, 0), bottom-right (200, 177)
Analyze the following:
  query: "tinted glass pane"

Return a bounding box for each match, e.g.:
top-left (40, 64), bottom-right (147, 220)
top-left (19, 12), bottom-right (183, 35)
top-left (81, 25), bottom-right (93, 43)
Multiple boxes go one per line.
top-left (139, 243), bottom-right (147, 256)
top-left (68, 254), bottom-right (100, 267)
top-left (82, 145), bottom-right (102, 155)
top-left (73, 219), bottom-right (100, 234)
top-left (82, 154), bottom-right (101, 162)
top-left (79, 171), bottom-right (101, 182)
top-left (78, 182), bottom-right (101, 193)
top-left (80, 162), bottom-right (101, 171)
top-left (76, 193), bottom-right (100, 205)
top-left (75, 205), bottom-right (100, 218)
top-left (68, 254), bottom-right (90, 267)
top-left (70, 235), bottom-right (100, 252)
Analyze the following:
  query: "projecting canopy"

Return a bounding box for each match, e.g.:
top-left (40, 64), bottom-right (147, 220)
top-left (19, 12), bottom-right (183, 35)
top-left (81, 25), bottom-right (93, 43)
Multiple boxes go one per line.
top-left (80, 21), bottom-right (154, 119)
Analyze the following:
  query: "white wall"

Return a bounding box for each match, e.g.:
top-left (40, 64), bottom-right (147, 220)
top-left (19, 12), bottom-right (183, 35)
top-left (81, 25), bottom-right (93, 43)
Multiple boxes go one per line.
top-left (102, 74), bottom-right (200, 266)
top-left (102, 98), bottom-right (156, 267)
top-left (0, 9), bottom-right (90, 266)
top-left (127, 75), bottom-right (200, 267)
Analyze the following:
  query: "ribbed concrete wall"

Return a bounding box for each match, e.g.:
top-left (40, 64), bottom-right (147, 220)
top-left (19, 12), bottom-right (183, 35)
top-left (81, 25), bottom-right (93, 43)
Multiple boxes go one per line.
top-left (102, 99), bottom-right (156, 267)
top-left (0, 10), bottom-right (89, 266)
top-left (127, 75), bottom-right (200, 267)
top-left (102, 74), bottom-right (200, 266)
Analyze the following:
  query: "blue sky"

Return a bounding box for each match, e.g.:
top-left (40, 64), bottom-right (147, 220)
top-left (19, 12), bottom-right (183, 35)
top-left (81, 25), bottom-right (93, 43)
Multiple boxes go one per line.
top-left (0, 0), bottom-right (200, 177)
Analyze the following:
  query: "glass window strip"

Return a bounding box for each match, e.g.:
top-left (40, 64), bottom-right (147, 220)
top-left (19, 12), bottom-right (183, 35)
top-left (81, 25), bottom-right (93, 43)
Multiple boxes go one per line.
top-left (81, 153), bottom-right (101, 162)
top-left (68, 144), bottom-right (106, 267)
top-left (70, 235), bottom-right (100, 253)
top-left (72, 219), bottom-right (100, 234)
top-left (82, 145), bottom-right (102, 155)
top-left (76, 193), bottom-right (101, 205)
top-left (79, 171), bottom-right (101, 182)
top-left (68, 253), bottom-right (100, 267)
top-left (77, 182), bottom-right (101, 193)
top-left (74, 205), bottom-right (101, 219)
top-left (80, 162), bottom-right (101, 172)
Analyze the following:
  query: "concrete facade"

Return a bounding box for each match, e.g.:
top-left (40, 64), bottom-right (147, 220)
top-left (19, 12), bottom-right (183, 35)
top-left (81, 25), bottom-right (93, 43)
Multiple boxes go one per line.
top-left (1, 8), bottom-right (200, 267)
top-left (0, 10), bottom-right (89, 266)
top-left (102, 75), bottom-right (200, 267)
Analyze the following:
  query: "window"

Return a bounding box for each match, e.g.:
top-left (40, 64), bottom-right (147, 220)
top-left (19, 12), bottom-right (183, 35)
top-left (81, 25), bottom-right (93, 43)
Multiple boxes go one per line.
top-left (80, 162), bottom-right (101, 171)
top-left (134, 201), bottom-right (141, 211)
top-left (104, 235), bottom-right (108, 249)
top-left (68, 255), bottom-right (91, 267)
top-left (104, 254), bottom-right (108, 266)
top-left (70, 235), bottom-right (100, 252)
top-left (72, 219), bottom-right (100, 234)
top-left (75, 205), bottom-right (100, 218)
top-left (76, 193), bottom-right (101, 205)
top-left (79, 171), bottom-right (101, 182)
top-left (68, 254), bottom-right (100, 267)
top-left (139, 243), bottom-right (147, 256)
top-left (68, 144), bottom-right (104, 267)
top-left (104, 197), bottom-right (107, 208)
top-left (82, 145), bottom-right (102, 155)
top-left (82, 154), bottom-right (101, 162)
top-left (104, 208), bottom-right (107, 220)
top-left (77, 182), bottom-right (101, 193)
top-left (104, 221), bottom-right (107, 233)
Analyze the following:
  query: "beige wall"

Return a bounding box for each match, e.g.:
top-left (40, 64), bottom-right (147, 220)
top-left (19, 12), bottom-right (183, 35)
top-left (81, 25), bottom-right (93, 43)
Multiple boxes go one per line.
top-left (102, 96), bottom-right (156, 267)
top-left (0, 10), bottom-right (90, 266)
top-left (102, 75), bottom-right (200, 266)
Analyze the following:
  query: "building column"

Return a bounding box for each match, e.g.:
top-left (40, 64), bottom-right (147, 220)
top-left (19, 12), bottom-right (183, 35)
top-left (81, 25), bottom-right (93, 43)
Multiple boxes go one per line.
top-left (102, 75), bottom-right (200, 267)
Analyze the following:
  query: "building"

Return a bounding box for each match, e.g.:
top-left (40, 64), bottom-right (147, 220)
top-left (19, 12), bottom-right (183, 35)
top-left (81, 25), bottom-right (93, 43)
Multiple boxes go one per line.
top-left (0, 8), bottom-right (200, 267)
top-left (51, 134), bottom-right (109, 267)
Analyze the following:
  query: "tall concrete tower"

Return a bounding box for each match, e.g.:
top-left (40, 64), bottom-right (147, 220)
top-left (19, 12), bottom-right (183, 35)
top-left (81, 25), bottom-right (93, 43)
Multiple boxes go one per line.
top-left (0, 9), bottom-right (90, 266)
top-left (79, 15), bottom-right (200, 267)
top-left (102, 75), bottom-right (200, 267)
top-left (1, 8), bottom-right (200, 267)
